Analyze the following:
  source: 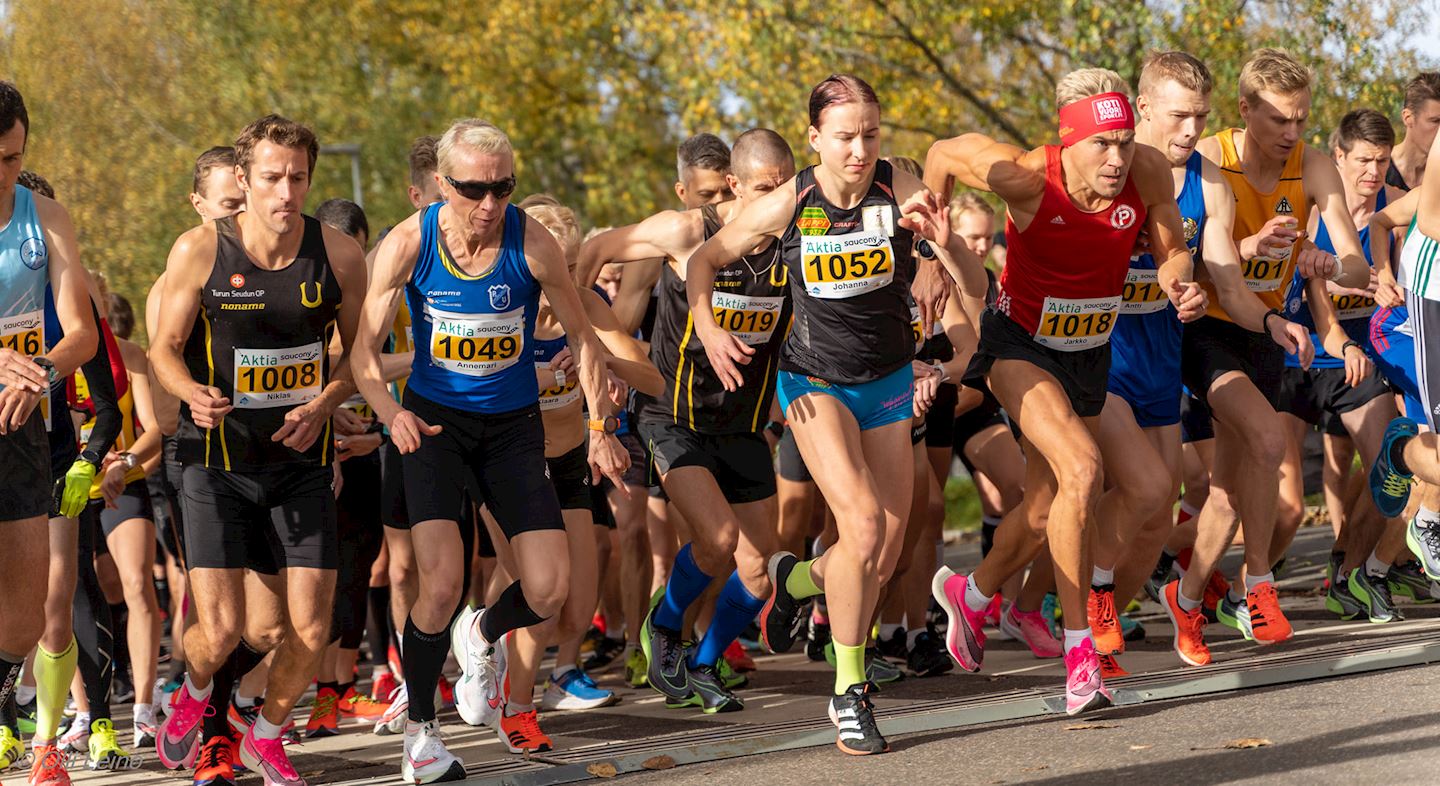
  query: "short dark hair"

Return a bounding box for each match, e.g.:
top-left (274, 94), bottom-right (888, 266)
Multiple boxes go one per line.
top-left (17, 170), bottom-right (53, 199)
top-left (1330, 108), bottom-right (1395, 154)
top-left (192, 146), bottom-right (237, 196)
top-left (676, 133), bottom-right (730, 182)
top-left (808, 73), bottom-right (879, 129)
top-left (408, 135), bottom-right (439, 189)
top-left (0, 81), bottom-right (29, 140)
top-left (235, 114), bottom-right (318, 176)
top-left (1404, 73), bottom-right (1440, 113)
top-left (731, 128), bottom-right (795, 181)
top-left (315, 198), bottom-right (370, 245)
top-left (106, 293), bottom-right (135, 341)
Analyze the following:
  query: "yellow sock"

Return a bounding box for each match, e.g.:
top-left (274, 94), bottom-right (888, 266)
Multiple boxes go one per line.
top-left (833, 641), bottom-right (866, 694)
top-left (785, 559), bottom-right (823, 600)
top-left (34, 638), bottom-right (77, 743)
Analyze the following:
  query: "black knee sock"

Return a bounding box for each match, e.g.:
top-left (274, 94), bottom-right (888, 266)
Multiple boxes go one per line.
top-left (402, 618), bottom-right (449, 723)
top-left (479, 581), bottom-right (547, 644)
top-left (366, 586), bottom-right (393, 667)
top-left (73, 511), bottom-right (113, 722)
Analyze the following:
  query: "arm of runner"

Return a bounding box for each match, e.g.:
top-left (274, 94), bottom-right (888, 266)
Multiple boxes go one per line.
top-left (533, 221), bottom-right (630, 489)
top-left (580, 287), bottom-right (664, 396)
top-left (1134, 149), bottom-right (1205, 321)
top-left (1304, 147), bottom-right (1371, 289)
top-left (685, 180), bottom-right (796, 392)
top-left (1304, 276), bottom-right (1366, 383)
top-left (1198, 159), bottom-right (1311, 356)
top-left (1370, 188), bottom-right (1419, 308)
top-left (151, 226), bottom-right (232, 430)
top-left (271, 226), bottom-right (366, 452)
top-left (354, 216), bottom-right (437, 454)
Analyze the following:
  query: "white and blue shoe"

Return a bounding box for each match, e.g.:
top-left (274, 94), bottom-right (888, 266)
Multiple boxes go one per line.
top-left (540, 668), bottom-right (619, 710)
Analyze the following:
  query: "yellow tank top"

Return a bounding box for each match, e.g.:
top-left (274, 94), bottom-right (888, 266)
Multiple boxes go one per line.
top-left (1203, 127), bottom-right (1311, 321)
top-left (389, 300), bottom-right (412, 402)
top-left (75, 371), bottom-right (146, 498)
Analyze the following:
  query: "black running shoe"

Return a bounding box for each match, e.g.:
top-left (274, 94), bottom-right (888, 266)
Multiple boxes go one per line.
top-left (760, 552), bottom-right (808, 653)
top-left (906, 631), bottom-right (953, 678)
top-left (805, 617), bottom-right (831, 662)
top-left (828, 682), bottom-right (888, 755)
top-left (582, 636), bottom-right (625, 672)
top-left (686, 664), bottom-right (744, 714)
top-left (642, 607), bottom-right (690, 700)
top-left (875, 628), bottom-right (907, 661)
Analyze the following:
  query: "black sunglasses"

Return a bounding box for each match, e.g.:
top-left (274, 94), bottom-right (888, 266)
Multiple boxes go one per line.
top-left (444, 175), bottom-right (516, 201)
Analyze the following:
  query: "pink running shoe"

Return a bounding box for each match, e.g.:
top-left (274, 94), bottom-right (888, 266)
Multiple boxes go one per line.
top-left (239, 729), bottom-right (304, 786)
top-left (999, 605), bottom-right (1063, 659)
top-left (1063, 639), bottom-right (1113, 716)
top-left (930, 567), bottom-right (987, 672)
top-left (156, 683), bottom-right (208, 770)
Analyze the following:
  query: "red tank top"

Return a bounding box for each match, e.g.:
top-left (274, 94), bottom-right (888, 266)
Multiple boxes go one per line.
top-left (996, 145), bottom-right (1147, 351)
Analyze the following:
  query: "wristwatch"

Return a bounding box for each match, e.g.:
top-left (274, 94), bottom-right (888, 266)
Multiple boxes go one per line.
top-left (587, 416), bottom-right (621, 434)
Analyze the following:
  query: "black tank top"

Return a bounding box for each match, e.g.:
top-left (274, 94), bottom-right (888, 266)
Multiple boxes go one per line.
top-left (178, 215), bottom-right (342, 471)
top-left (780, 161), bottom-right (915, 384)
top-left (638, 204), bottom-right (791, 434)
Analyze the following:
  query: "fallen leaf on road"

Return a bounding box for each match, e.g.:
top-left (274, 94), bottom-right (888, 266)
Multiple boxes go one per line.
top-left (1129, 745), bottom-right (1152, 751)
top-left (1225, 738), bottom-right (1272, 749)
top-left (587, 762), bottom-right (619, 778)
top-left (642, 756), bottom-right (676, 770)
top-left (1064, 722), bottom-right (1118, 731)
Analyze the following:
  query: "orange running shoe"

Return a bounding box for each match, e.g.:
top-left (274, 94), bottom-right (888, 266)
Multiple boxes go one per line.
top-left (1087, 584), bottom-right (1124, 655)
top-left (497, 709), bottom-right (552, 754)
top-left (338, 685), bottom-right (390, 720)
top-left (28, 744), bottom-right (72, 786)
top-left (1161, 579), bottom-right (1211, 666)
top-left (1097, 652), bottom-right (1129, 679)
top-left (1246, 582), bottom-right (1294, 644)
top-left (722, 641), bottom-right (756, 673)
top-left (304, 687), bottom-right (340, 739)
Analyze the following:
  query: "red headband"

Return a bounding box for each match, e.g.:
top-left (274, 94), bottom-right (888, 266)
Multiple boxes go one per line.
top-left (1057, 92), bottom-right (1135, 147)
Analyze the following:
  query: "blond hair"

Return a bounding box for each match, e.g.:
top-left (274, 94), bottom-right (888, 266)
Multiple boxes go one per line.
top-left (1238, 48), bottom-right (1311, 102)
top-left (948, 193), bottom-right (994, 225)
top-left (1055, 68), bottom-right (1132, 113)
top-left (1139, 51), bottom-right (1214, 98)
top-left (519, 194), bottom-right (580, 263)
top-left (437, 119), bottom-right (512, 176)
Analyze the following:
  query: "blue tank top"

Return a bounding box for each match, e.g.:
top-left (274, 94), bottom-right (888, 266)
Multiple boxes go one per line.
top-left (405, 202), bottom-right (540, 413)
top-left (1109, 152), bottom-right (1205, 392)
top-left (1282, 188), bottom-right (1387, 369)
top-left (0, 185), bottom-right (49, 392)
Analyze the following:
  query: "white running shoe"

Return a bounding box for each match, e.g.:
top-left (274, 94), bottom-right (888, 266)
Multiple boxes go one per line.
top-left (401, 719), bottom-right (467, 784)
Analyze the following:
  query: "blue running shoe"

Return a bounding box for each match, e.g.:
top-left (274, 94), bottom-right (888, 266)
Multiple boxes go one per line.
top-left (1371, 418), bottom-right (1420, 517)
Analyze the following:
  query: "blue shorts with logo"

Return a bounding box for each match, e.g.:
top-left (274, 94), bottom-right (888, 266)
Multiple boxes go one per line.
top-left (777, 365), bottom-right (913, 431)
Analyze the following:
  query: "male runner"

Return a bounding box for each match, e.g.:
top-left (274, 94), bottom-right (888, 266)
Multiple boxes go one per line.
top-left (580, 129), bottom-right (796, 712)
top-left (152, 115), bottom-right (367, 786)
top-left (353, 119), bottom-right (628, 779)
top-left (0, 81), bottom-right (100, 786)
top-left (1389, 73), bottom-right (1440, 191)
top-left (1165, 48), bottom-right (1372, 665)
top-left (923, 67), bottom-right (1208, 712)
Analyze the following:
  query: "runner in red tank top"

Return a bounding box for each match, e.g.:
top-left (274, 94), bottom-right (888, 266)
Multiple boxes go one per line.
top-left (922, 68), bottom-right (1206, 715)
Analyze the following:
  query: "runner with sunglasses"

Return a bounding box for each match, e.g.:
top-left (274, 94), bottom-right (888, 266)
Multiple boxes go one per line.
top-left (354, 119), bottom-right (629, 779)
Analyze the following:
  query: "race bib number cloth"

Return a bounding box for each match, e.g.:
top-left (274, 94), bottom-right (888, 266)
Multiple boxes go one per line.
top-left (233, 341), bottom-right (323, 409)
top-left (1033, 295), bottom-right (1120, 351)
top-left (800, 231), bottom-right (895, 299)
top-left (426, 303), bottom-right (525, 378)
top-left (712, 292), bottom-right (785, 345)
top-left (537, 360), bottom-right (581, 411)
top-left (1121, 267), bottom-right (1168, 314)
top-left (1241, 249), bottom-right (1291, 292)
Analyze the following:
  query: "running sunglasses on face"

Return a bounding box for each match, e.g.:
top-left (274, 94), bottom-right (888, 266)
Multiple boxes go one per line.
top-left (444, 175), bottom-right (516, 201)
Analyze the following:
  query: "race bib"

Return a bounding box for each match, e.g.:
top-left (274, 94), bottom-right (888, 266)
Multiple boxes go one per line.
top-left (1332, 293), bottom-right (1376, 322)
top-left (1121, 267), bottom-right (1169, 314)
top-left (0, 309), bottom-right (49, 428)
top-left (1033, 296), bottom-right (1121, 351)
top-left (537, 360), bottom-right (581, 411)
top-left (1241, 251), bottom-right (1290, 292)
top-left (800, 231), bottom-right (894, 299)
top-left (233, 341), bottom-right (323, 409)
top-left (711, 292), bottom-right (784, 345)
top-left (426, 304), bottom-right (525, 377)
